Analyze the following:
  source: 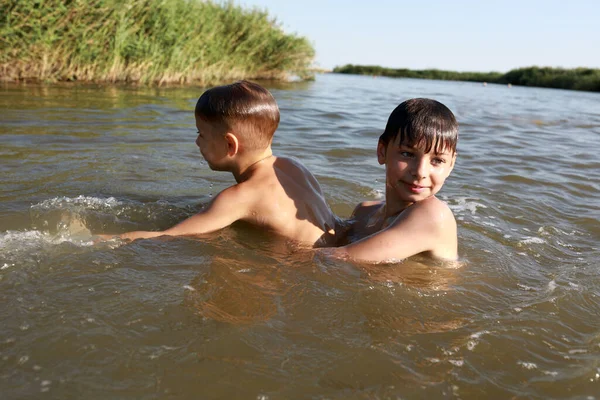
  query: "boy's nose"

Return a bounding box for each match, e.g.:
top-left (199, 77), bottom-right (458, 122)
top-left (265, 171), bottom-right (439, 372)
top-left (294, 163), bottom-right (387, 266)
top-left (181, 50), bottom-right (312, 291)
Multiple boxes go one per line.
top-left (411, 158), bottom-right (429, 179)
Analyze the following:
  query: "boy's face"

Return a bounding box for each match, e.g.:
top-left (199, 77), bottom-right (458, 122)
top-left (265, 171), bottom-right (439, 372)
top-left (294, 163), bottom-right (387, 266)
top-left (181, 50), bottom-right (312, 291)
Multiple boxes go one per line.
top-left (195, 116), bottom-right (229, 170)
top-left (377, 135), bottom-right (456, 204)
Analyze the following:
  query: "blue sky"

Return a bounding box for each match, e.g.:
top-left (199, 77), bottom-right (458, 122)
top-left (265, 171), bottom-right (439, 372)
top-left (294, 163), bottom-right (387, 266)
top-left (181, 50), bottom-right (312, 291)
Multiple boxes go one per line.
top-left (239, 0), bottom-right (600, 72)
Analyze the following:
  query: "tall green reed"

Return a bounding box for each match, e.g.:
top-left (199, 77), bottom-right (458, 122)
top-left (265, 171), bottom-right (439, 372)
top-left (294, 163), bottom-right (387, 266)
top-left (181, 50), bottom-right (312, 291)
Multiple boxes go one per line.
top-left (0, 0), bottom-right (315, 84)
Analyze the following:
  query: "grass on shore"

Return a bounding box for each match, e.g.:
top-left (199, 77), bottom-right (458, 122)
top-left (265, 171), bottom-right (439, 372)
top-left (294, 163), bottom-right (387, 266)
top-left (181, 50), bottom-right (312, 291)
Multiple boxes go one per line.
top-left (333, 64), bottom-right (600, 92)
top-left (0, 0), bottom-right (315, 84)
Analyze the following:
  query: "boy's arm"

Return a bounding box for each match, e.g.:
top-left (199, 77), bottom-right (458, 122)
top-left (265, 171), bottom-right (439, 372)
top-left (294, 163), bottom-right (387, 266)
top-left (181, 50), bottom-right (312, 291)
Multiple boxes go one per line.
top-left (323, 201), bottom-right (455, 263)
top-left (100, 187), bottom-right (250, 241)
top-left (333, 201), bottom-right (381, 246)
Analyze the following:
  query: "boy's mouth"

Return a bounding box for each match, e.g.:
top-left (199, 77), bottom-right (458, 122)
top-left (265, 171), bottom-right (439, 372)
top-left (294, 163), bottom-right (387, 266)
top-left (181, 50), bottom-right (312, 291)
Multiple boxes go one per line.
top-left (403, 182), bottom-right (428, 193)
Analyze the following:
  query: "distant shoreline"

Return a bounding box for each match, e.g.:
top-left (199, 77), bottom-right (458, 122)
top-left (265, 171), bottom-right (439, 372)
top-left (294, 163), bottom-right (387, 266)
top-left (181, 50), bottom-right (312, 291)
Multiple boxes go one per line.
top-left (332, 65), bottom-right (600, 92)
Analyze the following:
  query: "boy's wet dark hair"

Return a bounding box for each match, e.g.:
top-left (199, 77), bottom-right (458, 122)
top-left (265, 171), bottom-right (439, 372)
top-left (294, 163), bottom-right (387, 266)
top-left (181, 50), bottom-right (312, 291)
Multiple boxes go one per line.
top-left (195, 80), bottom-right (280, 150)
top-left (379, 98), bottom-right (458, 154)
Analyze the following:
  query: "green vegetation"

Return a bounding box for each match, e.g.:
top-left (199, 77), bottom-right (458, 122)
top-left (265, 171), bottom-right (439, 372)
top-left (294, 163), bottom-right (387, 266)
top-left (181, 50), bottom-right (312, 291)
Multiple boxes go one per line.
top-left (500, 67), bottom-right (600, 92)
top-left (333, 64), bottom-right (503, 83)
top-left (334, 65), bottom-right (600, 92)
top-left (0, 0), bottom-right (315, 84)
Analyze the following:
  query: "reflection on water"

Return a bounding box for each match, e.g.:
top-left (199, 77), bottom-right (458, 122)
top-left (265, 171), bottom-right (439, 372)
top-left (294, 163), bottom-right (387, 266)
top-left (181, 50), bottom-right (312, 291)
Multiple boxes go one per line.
top-left (186, 255), bottom-right (292, 325)
top-left (1, 75), bottom-right (600, 398)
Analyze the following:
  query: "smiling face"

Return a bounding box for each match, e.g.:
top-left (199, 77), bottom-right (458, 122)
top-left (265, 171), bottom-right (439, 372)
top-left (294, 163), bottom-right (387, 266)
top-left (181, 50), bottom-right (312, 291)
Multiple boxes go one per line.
top-left (195, 116), bottom-right (229, 171)
top-left (378, 135), bottom-right (456, 206)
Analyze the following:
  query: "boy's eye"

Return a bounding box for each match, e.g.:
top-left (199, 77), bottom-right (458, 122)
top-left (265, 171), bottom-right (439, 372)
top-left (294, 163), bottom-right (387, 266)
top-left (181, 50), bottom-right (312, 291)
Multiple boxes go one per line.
top-left (432, 158), bottom-right (445, 165)
top-left (400, 151), bottom-right (413, 157)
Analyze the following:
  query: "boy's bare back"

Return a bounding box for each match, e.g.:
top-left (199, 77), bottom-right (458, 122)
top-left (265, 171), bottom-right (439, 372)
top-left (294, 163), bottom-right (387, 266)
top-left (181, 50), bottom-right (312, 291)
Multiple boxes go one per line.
top-left (216, 156), bottom-right (337, 246)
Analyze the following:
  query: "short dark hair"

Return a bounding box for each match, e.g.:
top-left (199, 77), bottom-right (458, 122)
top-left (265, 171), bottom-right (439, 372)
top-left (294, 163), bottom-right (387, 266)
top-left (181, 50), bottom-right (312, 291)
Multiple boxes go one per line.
top-left (379, 98), bottom-right (458, 154)
top-left (195, 80), bottom-right (280, 151)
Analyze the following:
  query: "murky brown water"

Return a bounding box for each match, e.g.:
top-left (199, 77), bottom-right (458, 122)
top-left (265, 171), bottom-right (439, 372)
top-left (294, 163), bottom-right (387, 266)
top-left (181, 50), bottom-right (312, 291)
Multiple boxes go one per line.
top-left (1, 75), bottom-right (600, 399)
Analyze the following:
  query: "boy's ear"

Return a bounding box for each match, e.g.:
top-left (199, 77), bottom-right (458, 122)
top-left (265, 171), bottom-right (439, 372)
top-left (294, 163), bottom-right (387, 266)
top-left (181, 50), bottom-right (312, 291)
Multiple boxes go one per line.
top-left (224, 132), bottom-right (239, 156)
top-left (377, 140), bottom-right (386, 165)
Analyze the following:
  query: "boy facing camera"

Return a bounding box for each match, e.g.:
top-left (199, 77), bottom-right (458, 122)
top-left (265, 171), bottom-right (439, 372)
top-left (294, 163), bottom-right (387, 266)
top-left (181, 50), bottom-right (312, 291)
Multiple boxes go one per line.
top-left (321, 98), bottom-right (458, 262)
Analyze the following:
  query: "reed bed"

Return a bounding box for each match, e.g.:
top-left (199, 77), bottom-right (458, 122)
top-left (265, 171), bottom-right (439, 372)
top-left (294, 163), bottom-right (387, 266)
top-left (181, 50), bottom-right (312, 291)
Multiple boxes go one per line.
top-left (0, 0), bottom-right (315, 84)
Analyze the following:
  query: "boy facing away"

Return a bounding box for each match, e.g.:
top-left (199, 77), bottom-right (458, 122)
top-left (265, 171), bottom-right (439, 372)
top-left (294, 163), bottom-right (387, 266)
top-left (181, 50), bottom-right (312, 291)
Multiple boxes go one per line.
top-left (321, 98), bottom-right (458, 262)
top-left (98, 81), bottom-right (337, 247)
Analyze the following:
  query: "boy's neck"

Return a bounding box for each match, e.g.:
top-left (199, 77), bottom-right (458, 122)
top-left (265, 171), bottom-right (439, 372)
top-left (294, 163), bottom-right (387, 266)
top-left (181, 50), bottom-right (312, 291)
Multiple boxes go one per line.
top-left (232, 148), bottom-right (274, 182)
top-left (383, 192), bottom-right (414, 218)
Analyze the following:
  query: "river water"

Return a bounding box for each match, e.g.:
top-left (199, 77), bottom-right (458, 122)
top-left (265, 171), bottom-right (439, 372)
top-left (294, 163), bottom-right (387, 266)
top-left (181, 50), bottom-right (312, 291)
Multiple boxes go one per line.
top-left (1, 74), bottom-right (599, 399)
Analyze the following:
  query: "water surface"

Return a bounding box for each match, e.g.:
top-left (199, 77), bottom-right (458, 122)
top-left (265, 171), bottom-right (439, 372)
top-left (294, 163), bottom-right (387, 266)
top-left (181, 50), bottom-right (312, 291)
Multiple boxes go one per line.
top-left (1, 74), bottom-right (600, 399)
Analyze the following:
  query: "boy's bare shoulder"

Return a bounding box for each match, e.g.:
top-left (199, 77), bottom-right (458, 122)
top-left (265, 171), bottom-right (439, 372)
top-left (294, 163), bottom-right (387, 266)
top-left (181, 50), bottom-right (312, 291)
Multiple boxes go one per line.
top-left (272, 156), bottom-right (305, 172)
top-left (225, 178), bottom-right (264, 200)
top-left (385, 196), bottom-right (457, 259)
top-left (217, 177), bottom-right (271, 209)
top-left (272, 156), bottom-right (319, 183)
top-left (215, 181), bottom-right (271, 224)
top-left (396, 196), bottom-right (456, 232)
top-left (210, 183), bottom-right (256, 212)
top-left (273, 155), bottom-right (305, 167)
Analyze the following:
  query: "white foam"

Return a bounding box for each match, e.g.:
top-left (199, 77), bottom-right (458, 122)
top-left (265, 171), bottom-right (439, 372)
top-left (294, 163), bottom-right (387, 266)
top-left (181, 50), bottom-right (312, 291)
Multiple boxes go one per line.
top-left (517, 283), bottom-right (536, 291)
top-left (519, 236), bottom-right (546, 245)
top-left (450, 197), bottom-right (488, 215)
top-left (0, 230), bottom-right (94, 252)
top-left (15, 195), bottom-right (136, 248)
top-left (568, 349), bottom-right (587, 354)
top-left (0, 231), bottom-right (50, 255)
top-left (31, 195), bottom-right (123, 210)
top-left (467, 330), bottom-right (490, 351)
top-left (369, 189), bottom-right (384, 200)
top-left (517, 361), bottom-right (537, 370)
top-left (0, 230), bottom-right (46, 246)
top-left (470, 330), bottom-right (490, 339)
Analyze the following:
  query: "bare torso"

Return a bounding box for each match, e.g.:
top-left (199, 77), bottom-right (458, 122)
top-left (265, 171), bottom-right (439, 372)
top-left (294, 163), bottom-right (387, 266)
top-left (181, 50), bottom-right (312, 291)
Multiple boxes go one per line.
top-left (237, 156), bottom-right (338, 247)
